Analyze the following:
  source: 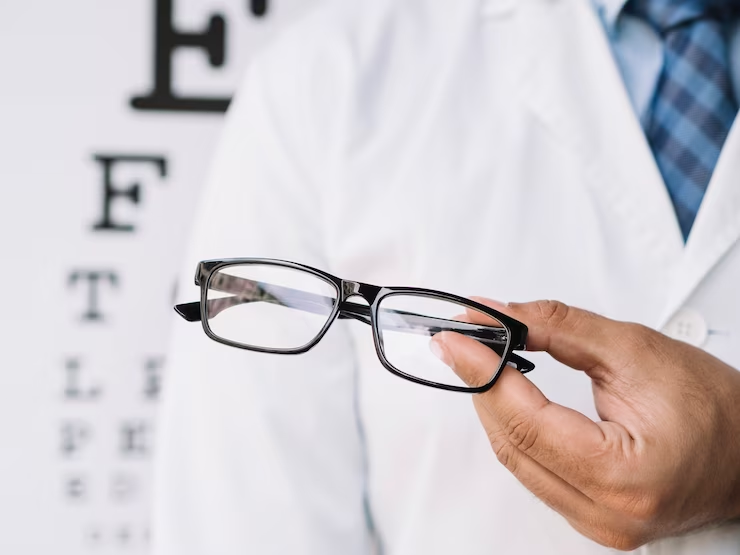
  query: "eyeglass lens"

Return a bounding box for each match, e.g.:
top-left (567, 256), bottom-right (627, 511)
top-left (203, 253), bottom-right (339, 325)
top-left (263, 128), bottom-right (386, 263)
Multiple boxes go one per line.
top-left (376, 294), bottom-right (508, 389)
top-left (205, 264), bottom-right (339, 351)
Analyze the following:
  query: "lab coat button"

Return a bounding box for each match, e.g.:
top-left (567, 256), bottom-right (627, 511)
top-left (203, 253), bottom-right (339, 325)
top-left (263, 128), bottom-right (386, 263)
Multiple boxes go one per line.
top-left (661, 309), bottom-right (708, 347)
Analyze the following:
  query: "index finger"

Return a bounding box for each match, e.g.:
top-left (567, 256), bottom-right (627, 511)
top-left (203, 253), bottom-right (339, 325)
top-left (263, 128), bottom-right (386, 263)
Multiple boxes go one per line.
top-left (467, 298), bottom-right (628, 378)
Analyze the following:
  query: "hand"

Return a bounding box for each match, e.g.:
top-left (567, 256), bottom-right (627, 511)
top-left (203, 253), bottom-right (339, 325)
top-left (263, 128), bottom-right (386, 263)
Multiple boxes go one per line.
top-left (430, 299), bottom-right (740, 550)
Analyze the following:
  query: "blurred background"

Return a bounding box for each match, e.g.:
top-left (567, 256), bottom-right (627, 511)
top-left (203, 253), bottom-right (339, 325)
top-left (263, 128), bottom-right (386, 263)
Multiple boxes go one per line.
top-left (0, 1), bottom-right (317, 552)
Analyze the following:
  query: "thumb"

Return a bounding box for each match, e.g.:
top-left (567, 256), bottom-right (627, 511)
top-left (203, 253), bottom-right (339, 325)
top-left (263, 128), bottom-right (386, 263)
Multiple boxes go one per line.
top-left (430, 326), bottom-right (608, 475)
top-left (470, 298), bottom-right (630, 377)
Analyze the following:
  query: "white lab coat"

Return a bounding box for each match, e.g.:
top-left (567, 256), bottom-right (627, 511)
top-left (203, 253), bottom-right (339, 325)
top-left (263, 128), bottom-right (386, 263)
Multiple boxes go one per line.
top-left (153, 0), bottom-right (740, 553)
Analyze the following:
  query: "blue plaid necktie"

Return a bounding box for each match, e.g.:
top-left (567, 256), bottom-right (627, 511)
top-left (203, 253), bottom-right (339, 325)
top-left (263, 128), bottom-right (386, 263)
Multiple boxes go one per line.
top-left (626, 0), bottom-right (739, 240)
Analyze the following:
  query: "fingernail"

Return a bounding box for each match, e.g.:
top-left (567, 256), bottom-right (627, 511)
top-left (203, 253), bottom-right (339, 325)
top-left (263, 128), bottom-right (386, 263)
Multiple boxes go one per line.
top-left (429, 337), bottom-right (451, 367)
top-left (488, 299), bottom-right (509, 308)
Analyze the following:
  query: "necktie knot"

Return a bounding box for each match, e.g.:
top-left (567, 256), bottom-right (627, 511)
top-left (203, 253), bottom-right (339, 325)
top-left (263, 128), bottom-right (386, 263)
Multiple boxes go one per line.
top-left (626, 0), bottom-right (738, 34)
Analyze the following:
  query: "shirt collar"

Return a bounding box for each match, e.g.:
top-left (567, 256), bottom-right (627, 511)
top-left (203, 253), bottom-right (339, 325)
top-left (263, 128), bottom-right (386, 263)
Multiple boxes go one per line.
top-left (592, 0), bottom-right (630, 33)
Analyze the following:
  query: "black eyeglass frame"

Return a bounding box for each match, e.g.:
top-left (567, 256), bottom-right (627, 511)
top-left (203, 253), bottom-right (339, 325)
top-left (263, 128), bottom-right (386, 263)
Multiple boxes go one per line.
top-left (175, 258), bottom-right (533, 394)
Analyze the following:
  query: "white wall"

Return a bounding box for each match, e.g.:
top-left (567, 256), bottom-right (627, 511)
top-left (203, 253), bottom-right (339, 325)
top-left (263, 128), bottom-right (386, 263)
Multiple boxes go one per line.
top-left (0, 1), bottom-right (315, 552)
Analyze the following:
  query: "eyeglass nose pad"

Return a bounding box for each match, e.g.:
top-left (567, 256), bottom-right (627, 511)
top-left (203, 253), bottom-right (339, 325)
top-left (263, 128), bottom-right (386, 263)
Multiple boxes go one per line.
top-left (341, 280), bottom-right (382, 304)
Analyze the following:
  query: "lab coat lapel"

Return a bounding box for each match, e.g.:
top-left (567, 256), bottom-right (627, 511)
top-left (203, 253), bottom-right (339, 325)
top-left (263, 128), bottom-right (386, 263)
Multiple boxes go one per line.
top-left (658, 120), bottom-right (740, 326)
top-left (484, 0), bottom-right (740, 327)
top-left (514, 0), bottom-right (685, 317)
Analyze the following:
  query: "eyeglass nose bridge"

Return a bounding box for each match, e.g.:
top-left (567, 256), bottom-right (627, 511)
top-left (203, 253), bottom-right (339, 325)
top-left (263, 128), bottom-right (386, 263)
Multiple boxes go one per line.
top-left (341, 280), bottom-right (382, 305)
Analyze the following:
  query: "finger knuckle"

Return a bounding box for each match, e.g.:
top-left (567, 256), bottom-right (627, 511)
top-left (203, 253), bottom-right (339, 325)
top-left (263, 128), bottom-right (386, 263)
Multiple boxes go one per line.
top-left (592, 491), bottom-right (662, 550)
top-left (596, 477), bottom-right (664, 521)
top-left (600, 323), bottom-right (660, 373)
top-left (617, 489), bottom-right (665, 526)
top-left (492, 439), bottom-right (520, 473)
top-left (535, 300), bottom-right (572, 329)
top-left (622, 323), bottom-right (663, 355)
top-left (582, 513), bottom-right (647, 552)
top-left (575, 494), bottom-right (655, 551)
top-left (595, 528), bottom-right (648, 552)
top-left (504, 412), bottom-right (540, 453)
top-left (622, 321), bottom-right (646, 343)
top-left (486, 428), bottom-right (507, 452)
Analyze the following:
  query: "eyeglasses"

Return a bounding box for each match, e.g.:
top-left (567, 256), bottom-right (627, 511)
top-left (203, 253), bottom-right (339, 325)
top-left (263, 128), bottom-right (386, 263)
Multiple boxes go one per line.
top-left (174, 258), bottom-right (534, 393)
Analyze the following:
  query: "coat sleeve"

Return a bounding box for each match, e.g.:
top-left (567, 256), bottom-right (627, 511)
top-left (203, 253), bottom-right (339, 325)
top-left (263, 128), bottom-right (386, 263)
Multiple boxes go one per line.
top-left (152, 16), bottom-right (372, 555)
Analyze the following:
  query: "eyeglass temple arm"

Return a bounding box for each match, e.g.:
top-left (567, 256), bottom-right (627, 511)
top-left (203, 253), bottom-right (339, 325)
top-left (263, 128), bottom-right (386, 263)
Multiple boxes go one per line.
top-left (174, 279), bottom-right (535, 373)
